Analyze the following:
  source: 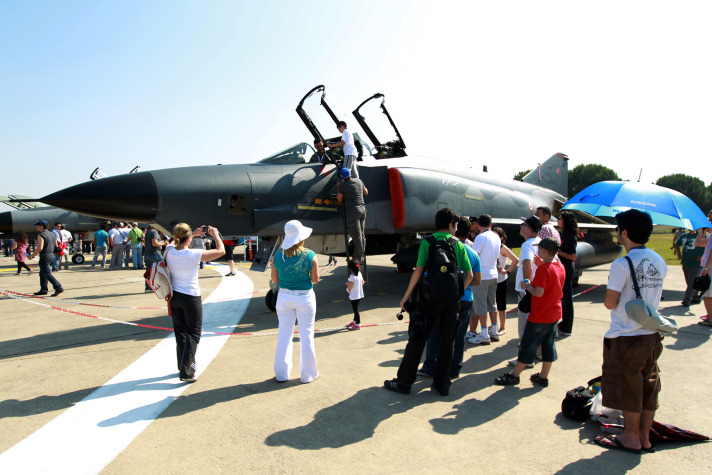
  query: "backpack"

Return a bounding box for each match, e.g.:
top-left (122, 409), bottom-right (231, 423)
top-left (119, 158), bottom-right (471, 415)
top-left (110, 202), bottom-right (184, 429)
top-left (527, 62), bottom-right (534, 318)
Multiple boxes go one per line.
top-left (144, 248), bottom-right (173, 315)
top-left (420, 235), bottom-right (464, 304)
top-left (561, 376), bottom-right (601, 421)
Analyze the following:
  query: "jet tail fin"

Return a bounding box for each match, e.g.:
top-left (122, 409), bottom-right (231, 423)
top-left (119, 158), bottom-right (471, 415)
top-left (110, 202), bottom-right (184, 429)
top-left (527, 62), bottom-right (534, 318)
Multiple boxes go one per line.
top-left (522, 153), bottom-right (569, 197)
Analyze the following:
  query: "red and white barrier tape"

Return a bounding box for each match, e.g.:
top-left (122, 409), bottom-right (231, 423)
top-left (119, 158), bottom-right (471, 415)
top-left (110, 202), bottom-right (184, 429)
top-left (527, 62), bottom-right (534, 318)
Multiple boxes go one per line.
top-left (1, 283), bottom-right (605, 336)
top-left (1, 289), bottom-right (166, 309)
top-left (1, 289), bottom-right (408, 336)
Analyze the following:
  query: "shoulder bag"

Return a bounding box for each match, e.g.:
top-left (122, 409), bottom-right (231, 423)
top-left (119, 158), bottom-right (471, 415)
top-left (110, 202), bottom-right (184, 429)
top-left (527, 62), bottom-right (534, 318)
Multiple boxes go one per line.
top-left (623, 256), bottom-right (676, 336)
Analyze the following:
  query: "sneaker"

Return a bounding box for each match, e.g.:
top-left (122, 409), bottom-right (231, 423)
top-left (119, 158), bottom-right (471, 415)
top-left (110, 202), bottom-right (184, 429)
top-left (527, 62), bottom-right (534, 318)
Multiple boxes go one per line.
top-left (508, 359), bottom-right (534, 369)
top-left (530, 372), bottom-right (549, 387)
top-left (27, 269), bottom-right (33, 276)
top-left (416, 368), bottom-right (433, 378)
top-left (145, 289), bottom-right (153, 293)
top-left (383, 378), bottom-right (410, 394)
top-left (51, 288), bottom-right (64, 297)
top-left (347, 322), bottom-right (361, 331)
top-left (494, 373), bottom-right (520, 386)
top-left (33, 291), bottom-right (48, 296)
top-left (497, 328), bottom-right (507, 336)
top-left (468, 333), bottom-right (491, 345)
top-left (698, 320), bottom-right (712, 327)
top-left (465, 331), bottom-right (476, 339)
top-left (489, 330), bottom-right (500, 342)
top-left (681, 301), bottom-right (690, 307)
top-left (180, 376), bottom-right (197, 383)
top-left (226, 272), bottom-right (236, 277)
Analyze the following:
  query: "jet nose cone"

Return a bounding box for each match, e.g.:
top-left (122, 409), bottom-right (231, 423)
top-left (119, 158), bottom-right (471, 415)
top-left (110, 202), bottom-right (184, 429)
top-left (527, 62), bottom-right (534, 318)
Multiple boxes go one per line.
top-left (41, 172), bottom-right (158, 221)
top-left (0, 211), bottom-right (11, 235)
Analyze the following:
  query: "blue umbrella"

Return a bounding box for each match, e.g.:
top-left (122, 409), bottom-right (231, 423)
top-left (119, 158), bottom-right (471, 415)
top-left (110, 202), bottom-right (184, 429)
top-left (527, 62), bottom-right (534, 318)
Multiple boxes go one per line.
top-left (563, 181), bottom-right (712, 230)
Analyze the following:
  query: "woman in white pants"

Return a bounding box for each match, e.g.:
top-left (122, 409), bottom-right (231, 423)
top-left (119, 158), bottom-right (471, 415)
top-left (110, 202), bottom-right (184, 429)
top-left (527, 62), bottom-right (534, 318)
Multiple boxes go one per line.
top-left (271, 220), bottom-right (320, 383)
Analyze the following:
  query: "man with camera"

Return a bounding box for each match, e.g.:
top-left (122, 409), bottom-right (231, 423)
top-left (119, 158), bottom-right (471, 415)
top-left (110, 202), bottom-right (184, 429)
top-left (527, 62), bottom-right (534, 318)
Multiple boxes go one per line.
top-left (384, 208), bottom-right (473, 396)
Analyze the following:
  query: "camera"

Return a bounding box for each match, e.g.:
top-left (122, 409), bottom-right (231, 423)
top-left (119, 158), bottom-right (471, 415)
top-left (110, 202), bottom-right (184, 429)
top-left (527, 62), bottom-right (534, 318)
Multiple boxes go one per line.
top-left (202, 225), bottom-right (209, 233)
top-left (396, 311), bottom-right (404, 321)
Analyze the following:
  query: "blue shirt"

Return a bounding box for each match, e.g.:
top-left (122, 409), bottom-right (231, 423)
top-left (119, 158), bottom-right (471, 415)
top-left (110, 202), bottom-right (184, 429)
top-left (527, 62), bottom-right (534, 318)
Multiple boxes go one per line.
top-left (462, 245), bottom-right (481, 301)
top-left (274, 249), bottom-right (316, 290)
top-left (94, 230), bottom-right (109, 247)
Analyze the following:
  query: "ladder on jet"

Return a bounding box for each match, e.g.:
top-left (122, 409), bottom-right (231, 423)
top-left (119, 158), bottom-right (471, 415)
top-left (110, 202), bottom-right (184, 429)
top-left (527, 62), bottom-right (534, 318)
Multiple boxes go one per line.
top-left (340, 202), bottom-right (367, 282)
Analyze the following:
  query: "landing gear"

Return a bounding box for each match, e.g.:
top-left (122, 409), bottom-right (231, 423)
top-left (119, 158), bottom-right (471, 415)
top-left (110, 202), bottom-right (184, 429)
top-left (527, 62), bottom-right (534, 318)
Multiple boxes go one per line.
top-left (72, 254), bottom-right (85, 265)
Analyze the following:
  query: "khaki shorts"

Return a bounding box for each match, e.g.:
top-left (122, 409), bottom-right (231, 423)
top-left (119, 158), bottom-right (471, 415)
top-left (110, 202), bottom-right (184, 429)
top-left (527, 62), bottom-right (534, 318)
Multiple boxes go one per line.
top-left (602, 333), bottom-right (663, 412)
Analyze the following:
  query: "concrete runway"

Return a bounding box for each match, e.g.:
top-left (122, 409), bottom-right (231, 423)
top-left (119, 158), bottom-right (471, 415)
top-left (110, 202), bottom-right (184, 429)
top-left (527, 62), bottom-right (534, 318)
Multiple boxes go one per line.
top-left (0, 252), bottom-right (710, 474)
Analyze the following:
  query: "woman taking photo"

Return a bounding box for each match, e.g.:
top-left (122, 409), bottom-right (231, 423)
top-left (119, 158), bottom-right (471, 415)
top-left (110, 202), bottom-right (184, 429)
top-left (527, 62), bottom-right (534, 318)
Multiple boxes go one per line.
top-left (166, 223), bottom-right (225, 383)
top-left (13, 231), bottom-right (32, 275)
top-left (557, 211), bottom-right (579, 336)
top-left (271, 220), bottom-right (320, 384)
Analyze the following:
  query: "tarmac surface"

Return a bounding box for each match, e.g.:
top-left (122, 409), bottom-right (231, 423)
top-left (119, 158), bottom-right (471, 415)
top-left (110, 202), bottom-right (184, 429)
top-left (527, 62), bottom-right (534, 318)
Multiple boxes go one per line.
top-left (0, 251), bottom-right (710, 474)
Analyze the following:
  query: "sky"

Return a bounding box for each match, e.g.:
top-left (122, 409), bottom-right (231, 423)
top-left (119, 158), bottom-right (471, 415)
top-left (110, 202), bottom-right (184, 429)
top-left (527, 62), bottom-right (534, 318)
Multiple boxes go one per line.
top-left (2, 0), bottom-right (711, 213)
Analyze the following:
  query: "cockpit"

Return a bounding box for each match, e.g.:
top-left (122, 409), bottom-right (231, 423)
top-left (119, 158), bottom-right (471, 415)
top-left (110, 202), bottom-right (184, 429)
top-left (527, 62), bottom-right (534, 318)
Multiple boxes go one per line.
top-left (256, 85), bottom-right (407, 165)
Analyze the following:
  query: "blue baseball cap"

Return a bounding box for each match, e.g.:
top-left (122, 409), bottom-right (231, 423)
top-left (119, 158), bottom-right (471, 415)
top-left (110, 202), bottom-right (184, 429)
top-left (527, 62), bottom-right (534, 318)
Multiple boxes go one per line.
top-left (34, 219), bottom-right (48, 226)
top-left (340, 167), bottom-right (351, 179)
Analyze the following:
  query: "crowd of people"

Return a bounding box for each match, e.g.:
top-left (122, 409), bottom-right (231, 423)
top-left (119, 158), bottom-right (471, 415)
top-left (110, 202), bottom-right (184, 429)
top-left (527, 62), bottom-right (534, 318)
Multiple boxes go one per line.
top-left (7, 198), bottom-right (703, 455)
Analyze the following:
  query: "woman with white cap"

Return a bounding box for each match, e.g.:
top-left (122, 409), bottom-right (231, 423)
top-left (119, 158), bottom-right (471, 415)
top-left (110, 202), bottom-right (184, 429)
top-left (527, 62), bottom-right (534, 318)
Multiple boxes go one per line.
top-left (271, 220), bottom-right (320, 383)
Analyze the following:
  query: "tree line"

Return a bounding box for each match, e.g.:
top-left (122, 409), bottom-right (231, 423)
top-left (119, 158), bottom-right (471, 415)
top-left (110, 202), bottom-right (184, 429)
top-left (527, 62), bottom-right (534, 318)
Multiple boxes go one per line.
top-left (514, 164), bottom-right (712, 213)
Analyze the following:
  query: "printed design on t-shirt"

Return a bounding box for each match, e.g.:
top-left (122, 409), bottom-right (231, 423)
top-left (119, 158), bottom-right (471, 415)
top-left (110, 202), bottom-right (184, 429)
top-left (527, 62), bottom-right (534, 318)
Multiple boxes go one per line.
top-left (283, 252), bottom-right (311, 276)
top-left (633, 258), bottom-right (664, 289)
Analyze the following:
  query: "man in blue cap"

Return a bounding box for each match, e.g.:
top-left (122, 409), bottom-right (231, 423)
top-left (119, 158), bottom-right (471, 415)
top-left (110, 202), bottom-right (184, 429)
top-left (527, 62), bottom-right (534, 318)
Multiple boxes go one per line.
top-left (336, 167), bottom-right (368, 262)
top-left (28, 220), bottom-right (64, 296)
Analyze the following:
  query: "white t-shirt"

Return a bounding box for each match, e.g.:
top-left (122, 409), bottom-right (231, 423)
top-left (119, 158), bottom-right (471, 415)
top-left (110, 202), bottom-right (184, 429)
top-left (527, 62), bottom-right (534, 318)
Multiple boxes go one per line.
top-left (342, 129), bottom-right (356, 156)
top-left (60, 229), bottom-right (72, 243)
top-left (348, 272), bottom-right (364, 300)
top-left (109, 228), bottom-right (122, 246)
top-left (497, 252), bottom-right (508, 283)
top-left (473, 229), bottom-right (500, 280)
top-left (605, 247), bottom-right (667, 339)
top-left (515, 237), bottom-right (540, 292)
top-left (165, 247), bottom-right (204, 296)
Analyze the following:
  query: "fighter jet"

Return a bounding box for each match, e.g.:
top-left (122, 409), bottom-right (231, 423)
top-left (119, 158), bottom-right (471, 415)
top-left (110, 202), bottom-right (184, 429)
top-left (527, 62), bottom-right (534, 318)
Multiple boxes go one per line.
top-left (37, 86), bottom-right (620, 275)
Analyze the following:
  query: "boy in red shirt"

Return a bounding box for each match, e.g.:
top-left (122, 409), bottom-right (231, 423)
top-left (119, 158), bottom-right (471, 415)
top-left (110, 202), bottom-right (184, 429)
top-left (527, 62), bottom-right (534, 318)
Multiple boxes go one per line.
top-left (494, 238), bottom-right (565, 387)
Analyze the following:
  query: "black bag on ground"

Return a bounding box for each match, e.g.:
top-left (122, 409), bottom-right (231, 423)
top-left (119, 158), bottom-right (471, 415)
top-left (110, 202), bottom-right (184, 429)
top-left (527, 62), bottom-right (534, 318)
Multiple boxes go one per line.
top-left (561, 376), bottom-right (601, 421)
top-left (518, 291), bottom-right (532, 313)
top-left (419, 235), bottom-right (464, 304)
top-left (693, 274), bottom-right (711, 293)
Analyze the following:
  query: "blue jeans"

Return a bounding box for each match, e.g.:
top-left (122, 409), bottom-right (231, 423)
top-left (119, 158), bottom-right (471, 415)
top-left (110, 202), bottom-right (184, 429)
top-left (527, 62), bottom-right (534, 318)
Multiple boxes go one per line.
top-left (132, 243), bottom-right (144, 269)
top-left (38, 257), bottom-right (62, 292)
top-left (92, 245), bottom-right (107, 267)
top-left (422, 299), bottom-right (473, 378)
top-left (144, 253), bottom-right (163, 290)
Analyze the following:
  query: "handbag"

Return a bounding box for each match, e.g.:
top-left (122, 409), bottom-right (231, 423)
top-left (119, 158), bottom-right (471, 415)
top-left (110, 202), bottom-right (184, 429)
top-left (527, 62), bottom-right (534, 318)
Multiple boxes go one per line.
top-left (144, 247), bottom-right (173, 315)
top-left (517, 291), bottom-right (532, 313)
top-left (693, 274), bottom-right (711, 293)
top-left (623, 256), bottom-right (677, 336)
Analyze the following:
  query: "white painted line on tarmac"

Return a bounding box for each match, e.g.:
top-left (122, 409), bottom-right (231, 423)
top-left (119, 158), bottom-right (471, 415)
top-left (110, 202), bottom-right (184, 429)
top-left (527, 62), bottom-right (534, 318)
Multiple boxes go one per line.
top-left (0, 266), bottom-right (254, 474)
